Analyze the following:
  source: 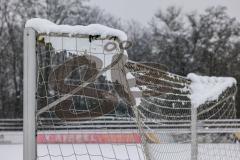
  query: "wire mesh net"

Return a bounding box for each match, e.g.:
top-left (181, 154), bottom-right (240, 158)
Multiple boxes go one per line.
top-left (126, 61), bottom-right (239, 160)
top-left (36, 34), bottom-right (145, 160)
top-left (35, 32), bottom-right (239, 160)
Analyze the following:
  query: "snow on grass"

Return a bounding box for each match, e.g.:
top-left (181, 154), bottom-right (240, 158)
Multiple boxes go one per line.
top-left (25, 18), bottom-right (127, 41)
top-left (187, 73), bottom-right (236, 108)
top-left (0, 144), bottom-right (144, 160)
top-left (1, 143), bottom-right (240, 160)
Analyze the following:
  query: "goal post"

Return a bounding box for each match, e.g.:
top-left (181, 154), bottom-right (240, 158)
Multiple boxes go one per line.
top-left (23, 20), bottom-right (149, 160)
top-left (23, 18), bottom-right (238, 160)
top-left (23, 28), bottom-right (37, 160)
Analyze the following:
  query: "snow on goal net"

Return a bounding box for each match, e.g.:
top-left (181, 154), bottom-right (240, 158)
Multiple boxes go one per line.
top-left (126, 62), bottom-right (239, 160)
top-left (24, 18), bottom-right (239, 160)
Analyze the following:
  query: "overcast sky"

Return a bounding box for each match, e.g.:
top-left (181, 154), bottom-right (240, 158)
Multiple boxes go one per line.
top-left (89, 0), bottom-right (240, 25)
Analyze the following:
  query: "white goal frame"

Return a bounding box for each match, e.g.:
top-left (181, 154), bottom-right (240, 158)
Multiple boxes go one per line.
top-left (23, 27), bottom-right (198, 160)
top-left (23, 27), bottom-right (152, 160)
top-left (23, 24), bottom-right (238, 160)
top-left (23, 28), bottom-right (37, 160)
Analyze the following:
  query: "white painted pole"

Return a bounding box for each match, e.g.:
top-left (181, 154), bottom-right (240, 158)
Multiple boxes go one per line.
top-left (133, 105), bottom-right (151, 160)
top-left (23, 28), bottom-right (37, 160)
top-left (191, 106), bottom-right (198, 160)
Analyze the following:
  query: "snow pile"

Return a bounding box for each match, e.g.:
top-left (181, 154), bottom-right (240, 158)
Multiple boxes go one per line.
top-left (187, 73), bottom-right (236, 108)
top-left (25, 18), bottom-right (127, 41)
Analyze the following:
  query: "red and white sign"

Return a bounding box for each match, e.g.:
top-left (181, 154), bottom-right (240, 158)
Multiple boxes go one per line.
top-left (37, 133), bottom-right (141, 144)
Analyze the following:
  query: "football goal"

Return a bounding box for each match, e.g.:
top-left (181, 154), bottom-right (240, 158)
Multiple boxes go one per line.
top-left (24, 18), bottom-right (238, 160)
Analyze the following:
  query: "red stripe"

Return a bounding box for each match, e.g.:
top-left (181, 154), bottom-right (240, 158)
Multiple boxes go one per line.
top-left (37, 133), bottom-right (141, 144)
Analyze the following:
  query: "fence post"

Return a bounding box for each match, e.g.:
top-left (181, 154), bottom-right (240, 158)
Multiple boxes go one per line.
top-left (191, 106), bottom-right (198, 160)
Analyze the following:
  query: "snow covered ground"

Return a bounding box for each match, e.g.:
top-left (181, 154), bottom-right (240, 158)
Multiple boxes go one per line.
top-left (0, 144), bottom-right (144, 160)
top-left (1, 143), bottom-right (240, 160)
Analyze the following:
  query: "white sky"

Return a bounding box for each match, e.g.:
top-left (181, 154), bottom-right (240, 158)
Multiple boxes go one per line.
top-left (88, 0), bottom-right (240, 25)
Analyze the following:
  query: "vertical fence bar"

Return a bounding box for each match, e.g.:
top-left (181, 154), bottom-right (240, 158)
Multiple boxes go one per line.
top-left (191, 106), bottom-right (198, 160)
top-left (23, 28), bottom-right (37, 160)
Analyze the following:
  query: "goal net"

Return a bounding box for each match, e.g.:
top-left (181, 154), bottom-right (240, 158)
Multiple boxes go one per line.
top-left (126, 62), bottom-right (238, 160)
top-left (24, 18), bottom-right (239, 160)
top-left (24, 18), bottom-right (147, 160)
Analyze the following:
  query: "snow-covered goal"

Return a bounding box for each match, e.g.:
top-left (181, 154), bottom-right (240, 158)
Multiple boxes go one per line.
top-left (24, 18), bottom-right (238, 160)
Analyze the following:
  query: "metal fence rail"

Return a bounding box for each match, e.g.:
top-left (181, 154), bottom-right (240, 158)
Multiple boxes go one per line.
top-left (0, 117), bottom-right (240, 133)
